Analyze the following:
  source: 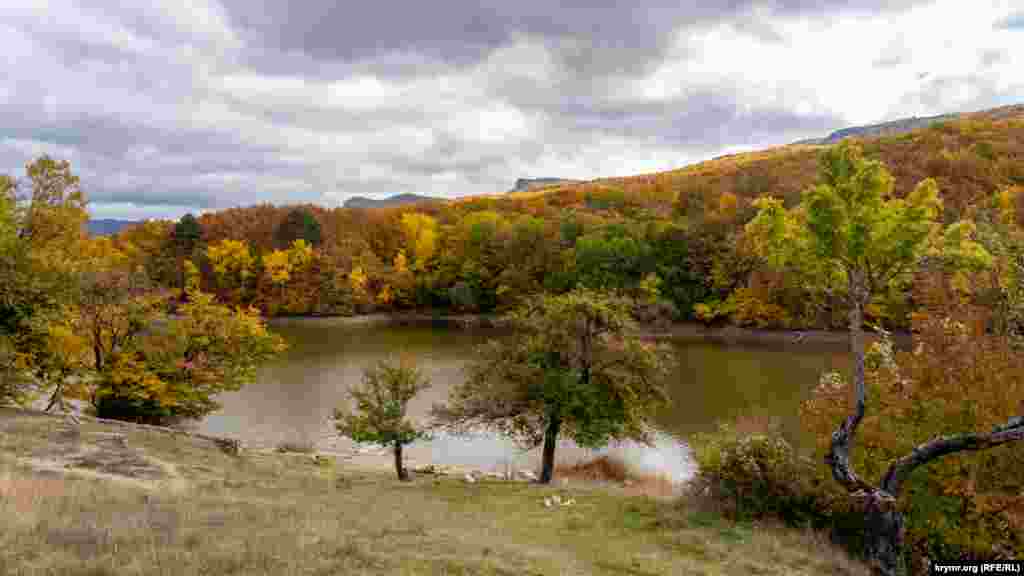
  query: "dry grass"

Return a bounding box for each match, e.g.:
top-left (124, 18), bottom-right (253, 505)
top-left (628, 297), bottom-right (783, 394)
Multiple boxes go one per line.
top-left (554, 455), bottom-right (679, 499)
top-left (275, 439), bottom-right (317, 454)
top-left (0, 407), bottom-right (869, 575)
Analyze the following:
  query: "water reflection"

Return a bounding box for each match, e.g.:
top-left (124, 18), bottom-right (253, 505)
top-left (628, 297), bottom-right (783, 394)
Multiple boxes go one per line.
top-left (194, 320), bottom-right (850, 482)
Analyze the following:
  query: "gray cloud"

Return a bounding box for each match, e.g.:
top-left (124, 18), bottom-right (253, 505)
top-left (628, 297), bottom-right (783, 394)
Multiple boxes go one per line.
top-left (222, 0), bottom-right (924, 81)
top-left (0, 0), bottom-right (1016, 221)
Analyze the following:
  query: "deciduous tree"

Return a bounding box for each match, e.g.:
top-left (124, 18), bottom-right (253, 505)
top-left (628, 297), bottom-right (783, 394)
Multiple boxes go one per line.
top-left (746, 141), bottom-right (998, 575)
top-left (334, 356), bottom-right (431, 481)
top-left (432, 288), bottom-right (674, 484)
top-left (274, 207), bottom-right (322, 249)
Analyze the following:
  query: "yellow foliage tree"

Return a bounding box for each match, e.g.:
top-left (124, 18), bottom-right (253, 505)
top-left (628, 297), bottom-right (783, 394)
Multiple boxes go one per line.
top-left (206, 239), bottom-right (254, 303)
top-left (263, 249), bottom-right (292, 284)
top-left (400, 212), bottom-right (438, 270)
top-left (286, 238), bottom-right (314, 269)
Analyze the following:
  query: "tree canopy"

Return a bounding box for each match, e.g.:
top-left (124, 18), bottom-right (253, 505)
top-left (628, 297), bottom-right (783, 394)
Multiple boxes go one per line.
top-left (334, 356), bottom-right (431, 481)
top-left (746, 141), bottom-right (1004, 575)
top-left (432, 288), bottom-right (675, 483)
top-left (275, 207), bottom-right (322, 250)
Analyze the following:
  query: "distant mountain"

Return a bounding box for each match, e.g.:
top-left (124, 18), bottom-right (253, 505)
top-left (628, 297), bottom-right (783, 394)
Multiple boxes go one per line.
top-left (511, 178), bottom-right (580, 192)
top-left (87, 219), bottom-right (137, 236)
top-left (343, 193), bottom-right (441, 209)
top-left (793, 112), bottom-right (959, 145)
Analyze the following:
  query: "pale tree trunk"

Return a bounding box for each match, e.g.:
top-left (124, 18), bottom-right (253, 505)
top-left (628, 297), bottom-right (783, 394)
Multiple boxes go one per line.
top-left (394, 441), bottom-right (409, 482)
top-left (539, 412), bottom-right (561, 484)
top-left (826, 271), bottom-right (871, 495)
top-left (826, 271), bottom-right (906, 575)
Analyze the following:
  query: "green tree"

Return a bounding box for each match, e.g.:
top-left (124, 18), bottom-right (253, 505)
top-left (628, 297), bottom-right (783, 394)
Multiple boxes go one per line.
top-left (746, 141), bottom-right (999, 575)
top-left (21, 155), bottom-right (88, 258)
top-left (0, 178), bottom-right (33, 404)
top-left (171, 213), bottom-right (204, 292)
top-left (275, 207), bottom-right (322, 250)
top-left (334, 357), bottom-right (431, 481)
top-left (0, 163), bottom-right (83, 405)
top-left (432, 288), bottom-right (674, 484)
top-left (572, 225), bottom-right (654, 296)
top-left (172, 213), bottom-right (203, 255)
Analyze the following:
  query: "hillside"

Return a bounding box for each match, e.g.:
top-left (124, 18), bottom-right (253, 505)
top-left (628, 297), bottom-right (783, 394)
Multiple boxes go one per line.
top-left (120, 103), bottom-right (1024, 329)
top-left (575, 103), bottom-right (1024, 218)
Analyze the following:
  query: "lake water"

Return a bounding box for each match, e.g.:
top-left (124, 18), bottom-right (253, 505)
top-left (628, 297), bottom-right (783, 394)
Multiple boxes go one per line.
top-left (193, 319), bottom-right (849, 483)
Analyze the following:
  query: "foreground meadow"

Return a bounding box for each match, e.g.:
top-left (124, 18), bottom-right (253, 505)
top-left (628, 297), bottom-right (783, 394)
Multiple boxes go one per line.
top-left (0, 407), bottom-right (868, 576)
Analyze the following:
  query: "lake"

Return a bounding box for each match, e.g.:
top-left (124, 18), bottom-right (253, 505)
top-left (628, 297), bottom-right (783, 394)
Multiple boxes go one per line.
top-left (192, 318), bottom-right (849, 483)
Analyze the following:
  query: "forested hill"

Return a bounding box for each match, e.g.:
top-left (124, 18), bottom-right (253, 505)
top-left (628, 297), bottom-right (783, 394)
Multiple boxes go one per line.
top-left (86, 219), bottom-right (137, 236)
top-left (511, 178), bottom-right (581, 192)
top-left (342, 193), bottom-right (441, 209)
top-left (112, 103), bottom-right (1023, 330)
top-left (791, 112), bottom-right (958, 145)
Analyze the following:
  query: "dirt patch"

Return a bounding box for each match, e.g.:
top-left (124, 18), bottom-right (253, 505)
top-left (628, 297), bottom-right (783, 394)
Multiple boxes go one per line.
top-left (19, 424), bottom-right (185, 492)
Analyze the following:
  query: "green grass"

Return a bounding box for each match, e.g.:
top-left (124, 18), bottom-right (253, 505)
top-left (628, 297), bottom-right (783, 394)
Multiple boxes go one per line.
top-left (0, 407), bottom-right (869, 575)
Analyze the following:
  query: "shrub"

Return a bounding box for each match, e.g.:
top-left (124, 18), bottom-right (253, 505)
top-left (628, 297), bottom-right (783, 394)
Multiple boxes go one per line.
top-left (690, 423), bottom-right (869, 555)
top-left (691, 424), bottom-right (833, 526)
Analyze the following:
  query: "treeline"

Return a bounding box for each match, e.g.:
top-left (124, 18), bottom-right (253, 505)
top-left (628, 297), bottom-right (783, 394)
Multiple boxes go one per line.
top-left (108, 109), bottom-right (1024, 335)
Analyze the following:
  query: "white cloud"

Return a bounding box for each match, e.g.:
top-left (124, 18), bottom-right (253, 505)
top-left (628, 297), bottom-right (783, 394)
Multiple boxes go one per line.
top-left (640, 0), bottom-right (1022, 127)
top-left (1, 1), bottom-right (1022, 219)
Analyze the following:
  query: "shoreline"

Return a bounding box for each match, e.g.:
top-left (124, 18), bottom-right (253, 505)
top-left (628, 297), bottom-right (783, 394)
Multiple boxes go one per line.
top-left (269, 312), bottom-right (912, 349)
top-left (0, 406), bottom-right (687, 496)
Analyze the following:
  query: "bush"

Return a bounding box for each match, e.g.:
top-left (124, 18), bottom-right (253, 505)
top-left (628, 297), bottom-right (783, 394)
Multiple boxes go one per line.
top-left (690, 423), bottom-right (877, 562)
top-left (690, 424), bottom-right (834, 527)
top-left (632, 299), bottom-right (678, 330)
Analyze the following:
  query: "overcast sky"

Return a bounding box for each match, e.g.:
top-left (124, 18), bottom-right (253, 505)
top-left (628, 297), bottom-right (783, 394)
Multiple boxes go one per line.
top-left (2, 1), bottom-right (1022, 220)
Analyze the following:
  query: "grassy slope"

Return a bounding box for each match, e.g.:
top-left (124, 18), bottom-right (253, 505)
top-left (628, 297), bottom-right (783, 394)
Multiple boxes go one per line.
top-left (0, 408), bottom-right (868, 576)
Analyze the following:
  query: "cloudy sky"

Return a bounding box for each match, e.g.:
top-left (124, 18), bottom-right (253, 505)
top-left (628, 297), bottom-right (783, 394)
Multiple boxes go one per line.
top-left (2, 0), bottom-right (1022, 220)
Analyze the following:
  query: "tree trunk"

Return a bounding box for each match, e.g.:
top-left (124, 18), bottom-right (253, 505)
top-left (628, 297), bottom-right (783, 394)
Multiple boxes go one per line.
top-left (539, 413), bottom-right (561, 484)
top-left (45, 382), bottom-right (64, 412)
top-left (825, 274), bottom-right (872, 493)
top-left (394, 442), bottom-right (409, 482)
top-left (862, 491), bottom-right (905, 576)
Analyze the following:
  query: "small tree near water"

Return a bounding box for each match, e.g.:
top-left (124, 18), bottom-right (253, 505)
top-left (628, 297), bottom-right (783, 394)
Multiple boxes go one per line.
top-left (432, 287), bottom-right (674, 484)
top-left (334, 357), bottom-right (431, 481)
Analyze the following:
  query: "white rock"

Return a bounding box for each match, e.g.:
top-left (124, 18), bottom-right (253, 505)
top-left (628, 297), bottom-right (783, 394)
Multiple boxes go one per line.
top-left (543, 497), bottom-right (553, 508)
top-left (463, 473), bottom-right (477, 484)
top-left (518, 470), bottom-right (538, 481)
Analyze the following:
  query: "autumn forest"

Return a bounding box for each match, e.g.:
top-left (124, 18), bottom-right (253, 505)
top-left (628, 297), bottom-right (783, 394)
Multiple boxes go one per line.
top-left (3, 104), bottom-right (1024, 574)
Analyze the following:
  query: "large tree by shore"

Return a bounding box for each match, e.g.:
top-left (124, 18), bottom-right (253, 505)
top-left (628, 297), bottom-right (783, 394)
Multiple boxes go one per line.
top-left (432, 287), bottom-right (674, 484)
